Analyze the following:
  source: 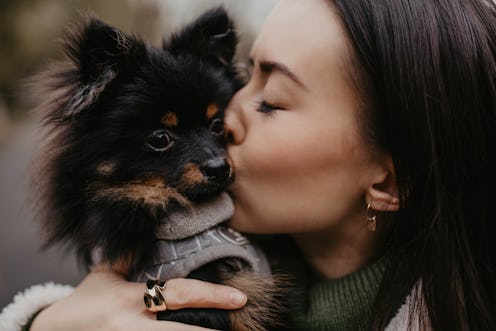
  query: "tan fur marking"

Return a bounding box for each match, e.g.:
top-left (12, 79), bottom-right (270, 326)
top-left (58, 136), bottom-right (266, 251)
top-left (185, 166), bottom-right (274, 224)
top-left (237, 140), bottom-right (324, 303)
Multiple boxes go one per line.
top-left (177, 163), bottom-right (206, 190)
top-left (226, 273), bottom-right (289, 331)
top-left (92, 177), bottom-right (189, 207)
top-left (96, 162), bottom-right (115, 176)
top-left (206, 104), bottom-right (219, 119)
top-left (161, 112), bottom-right (178, 127)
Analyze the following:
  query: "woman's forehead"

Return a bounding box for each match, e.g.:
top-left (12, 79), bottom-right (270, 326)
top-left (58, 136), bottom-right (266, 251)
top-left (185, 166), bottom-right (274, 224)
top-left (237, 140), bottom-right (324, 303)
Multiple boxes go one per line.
top-left (250, 0), bottom-right (352, 91)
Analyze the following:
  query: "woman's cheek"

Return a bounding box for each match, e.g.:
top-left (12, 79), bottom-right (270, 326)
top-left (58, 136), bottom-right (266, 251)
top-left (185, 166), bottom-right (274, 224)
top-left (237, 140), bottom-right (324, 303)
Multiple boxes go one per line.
top-left (240, 133), bottom-right (305, 177)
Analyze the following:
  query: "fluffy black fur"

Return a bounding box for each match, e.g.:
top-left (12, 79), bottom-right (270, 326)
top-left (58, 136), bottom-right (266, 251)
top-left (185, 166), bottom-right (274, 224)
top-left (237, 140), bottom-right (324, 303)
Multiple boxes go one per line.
top-left (35, 8), bottom-right (287, 331)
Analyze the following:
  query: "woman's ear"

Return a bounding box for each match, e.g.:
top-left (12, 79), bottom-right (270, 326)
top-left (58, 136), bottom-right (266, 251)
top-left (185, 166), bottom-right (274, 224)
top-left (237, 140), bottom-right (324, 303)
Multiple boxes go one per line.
top-left (365, 156), bottom-right (400, 212)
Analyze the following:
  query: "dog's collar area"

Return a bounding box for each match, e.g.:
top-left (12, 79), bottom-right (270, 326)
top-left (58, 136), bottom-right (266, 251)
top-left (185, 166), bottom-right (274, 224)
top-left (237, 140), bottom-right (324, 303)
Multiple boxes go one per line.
top-left (132, 225), bottom-right (272, 281)
top-left (131, 192), bottom-right (272, 281)
top-left (156, 192), bottom-right (234, 240)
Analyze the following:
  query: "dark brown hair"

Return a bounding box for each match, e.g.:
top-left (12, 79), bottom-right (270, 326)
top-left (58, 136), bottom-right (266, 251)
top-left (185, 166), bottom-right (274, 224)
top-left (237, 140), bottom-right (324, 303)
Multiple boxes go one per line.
top-left (329, 0), bottom-right (496, 330)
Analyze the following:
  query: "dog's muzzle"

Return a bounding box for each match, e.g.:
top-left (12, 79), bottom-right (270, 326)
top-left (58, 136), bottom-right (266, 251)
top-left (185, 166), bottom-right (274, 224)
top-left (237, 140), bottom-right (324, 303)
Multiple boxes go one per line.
top-left (200, 157), bottom-right (232, 184)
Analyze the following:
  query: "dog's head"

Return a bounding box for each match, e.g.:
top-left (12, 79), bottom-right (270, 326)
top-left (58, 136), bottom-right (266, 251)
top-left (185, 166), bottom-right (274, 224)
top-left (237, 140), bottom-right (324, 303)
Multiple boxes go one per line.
top-left (48, 7), bottom-right (239, 203)
top-left (38, 8), bottom-right (240, 268)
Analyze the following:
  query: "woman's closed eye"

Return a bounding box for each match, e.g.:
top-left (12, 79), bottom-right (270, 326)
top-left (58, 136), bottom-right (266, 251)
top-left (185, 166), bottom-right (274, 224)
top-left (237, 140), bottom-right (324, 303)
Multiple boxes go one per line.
top-left (256, 101), bottom-right (281, 115)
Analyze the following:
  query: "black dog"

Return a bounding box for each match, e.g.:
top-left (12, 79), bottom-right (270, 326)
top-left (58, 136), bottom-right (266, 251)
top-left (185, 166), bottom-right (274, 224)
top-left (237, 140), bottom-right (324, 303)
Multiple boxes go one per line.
top-left (34, 8), bottom-right (286, 331)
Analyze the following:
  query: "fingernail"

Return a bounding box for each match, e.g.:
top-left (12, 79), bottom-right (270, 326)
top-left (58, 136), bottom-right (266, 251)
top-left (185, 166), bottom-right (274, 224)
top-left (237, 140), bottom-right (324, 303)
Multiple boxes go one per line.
top-left (230, 291), bottom-right (247, 306)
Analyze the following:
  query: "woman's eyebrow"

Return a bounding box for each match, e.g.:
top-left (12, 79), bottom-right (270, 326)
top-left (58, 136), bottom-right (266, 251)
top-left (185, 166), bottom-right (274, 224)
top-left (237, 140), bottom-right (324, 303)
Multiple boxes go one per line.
top-left (249, 58), bottom-right (308, 90)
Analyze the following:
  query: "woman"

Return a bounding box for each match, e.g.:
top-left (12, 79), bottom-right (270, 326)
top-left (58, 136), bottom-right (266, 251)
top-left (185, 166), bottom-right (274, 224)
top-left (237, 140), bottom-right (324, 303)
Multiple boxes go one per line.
top-left (4, 0), bottom-right (496, 330)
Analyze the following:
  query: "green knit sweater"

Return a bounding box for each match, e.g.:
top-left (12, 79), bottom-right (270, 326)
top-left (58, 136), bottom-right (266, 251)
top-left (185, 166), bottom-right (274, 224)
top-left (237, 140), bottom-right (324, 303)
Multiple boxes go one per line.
top-left (290, 258), bottom-right (387, 331)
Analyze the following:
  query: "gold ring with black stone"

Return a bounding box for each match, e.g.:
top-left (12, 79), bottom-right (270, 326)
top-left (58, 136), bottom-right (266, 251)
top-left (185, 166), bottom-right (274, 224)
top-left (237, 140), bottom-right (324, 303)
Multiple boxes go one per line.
top-left (144, 280), bottom-right (167, 312)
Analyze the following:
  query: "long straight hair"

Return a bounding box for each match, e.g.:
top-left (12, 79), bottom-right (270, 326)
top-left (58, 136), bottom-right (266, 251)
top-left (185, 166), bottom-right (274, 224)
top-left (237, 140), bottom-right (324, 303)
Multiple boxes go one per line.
top-left (329, 0), bottom-right (496, 330)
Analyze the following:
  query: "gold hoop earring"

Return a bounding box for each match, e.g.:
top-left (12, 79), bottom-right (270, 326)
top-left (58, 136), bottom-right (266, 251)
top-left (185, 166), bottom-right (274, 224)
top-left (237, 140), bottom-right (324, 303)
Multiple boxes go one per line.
top-left (366, 203), bottom-right (377, 232)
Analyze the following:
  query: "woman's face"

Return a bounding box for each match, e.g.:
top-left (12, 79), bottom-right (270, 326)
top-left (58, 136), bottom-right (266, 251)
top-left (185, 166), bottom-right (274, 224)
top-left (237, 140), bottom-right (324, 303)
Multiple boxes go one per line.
top-left (225, 0), bottom-right (385, 235)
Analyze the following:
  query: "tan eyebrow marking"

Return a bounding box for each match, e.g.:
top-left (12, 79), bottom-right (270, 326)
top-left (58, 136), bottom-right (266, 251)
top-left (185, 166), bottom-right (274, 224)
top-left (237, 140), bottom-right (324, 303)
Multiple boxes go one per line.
top-left (96, 161), bottom-right (115, 176)
top-left (161, 112), bottom-right (178, 127)
top-left (206, 104), bottom-right (220, 119)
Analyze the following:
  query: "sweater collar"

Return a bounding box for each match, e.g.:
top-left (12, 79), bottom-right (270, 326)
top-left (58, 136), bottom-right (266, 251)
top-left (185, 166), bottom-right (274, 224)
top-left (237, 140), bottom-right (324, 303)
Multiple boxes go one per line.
top-left (291, 257), bottom-right (387, 331)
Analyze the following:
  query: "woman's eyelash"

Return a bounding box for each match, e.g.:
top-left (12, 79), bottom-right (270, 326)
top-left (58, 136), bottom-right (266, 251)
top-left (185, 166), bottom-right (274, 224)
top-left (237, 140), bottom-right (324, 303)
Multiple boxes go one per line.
top-left (256, 101), bottom-right (278, 114)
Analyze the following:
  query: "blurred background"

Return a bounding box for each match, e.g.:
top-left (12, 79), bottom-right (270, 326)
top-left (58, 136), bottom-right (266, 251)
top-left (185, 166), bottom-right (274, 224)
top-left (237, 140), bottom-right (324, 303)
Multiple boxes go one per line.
top-left (0, 0), bottom-right (277, 309)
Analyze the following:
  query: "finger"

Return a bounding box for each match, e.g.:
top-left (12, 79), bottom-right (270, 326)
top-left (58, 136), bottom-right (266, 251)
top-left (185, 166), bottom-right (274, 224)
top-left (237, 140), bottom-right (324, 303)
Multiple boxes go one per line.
top-left (161, 278), bottom-right (247, 310)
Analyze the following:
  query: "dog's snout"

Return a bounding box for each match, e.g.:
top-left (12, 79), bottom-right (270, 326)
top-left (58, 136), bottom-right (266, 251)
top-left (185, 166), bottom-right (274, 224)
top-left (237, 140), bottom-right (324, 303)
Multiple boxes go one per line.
top-left (201, 158), bottom-right (231, 183)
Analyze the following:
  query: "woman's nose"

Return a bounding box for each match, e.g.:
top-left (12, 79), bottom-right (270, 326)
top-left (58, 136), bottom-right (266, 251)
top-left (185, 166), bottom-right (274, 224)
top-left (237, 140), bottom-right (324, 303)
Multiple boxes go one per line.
top-left (224, 90), bottom-right (247, 145)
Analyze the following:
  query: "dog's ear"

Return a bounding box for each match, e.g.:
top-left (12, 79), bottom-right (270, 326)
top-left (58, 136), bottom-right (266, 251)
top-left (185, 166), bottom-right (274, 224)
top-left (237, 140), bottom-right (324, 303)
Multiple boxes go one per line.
top-left (63, 18), bottom-right (146, 116)
top-left (70, 17), bottom-right (146, 82)
top-left (165, 7), bottom-right (237, 65)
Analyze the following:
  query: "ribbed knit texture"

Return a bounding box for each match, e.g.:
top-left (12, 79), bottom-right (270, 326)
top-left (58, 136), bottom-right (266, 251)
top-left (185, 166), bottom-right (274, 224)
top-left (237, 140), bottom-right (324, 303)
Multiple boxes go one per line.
top-left (291, 257), bottom-right (387, 331)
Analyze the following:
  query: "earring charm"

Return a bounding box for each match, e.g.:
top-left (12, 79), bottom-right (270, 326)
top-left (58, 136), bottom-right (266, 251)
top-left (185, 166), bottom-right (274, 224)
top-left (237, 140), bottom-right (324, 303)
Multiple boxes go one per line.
top-left (366, 203), bottom-right (377, 232)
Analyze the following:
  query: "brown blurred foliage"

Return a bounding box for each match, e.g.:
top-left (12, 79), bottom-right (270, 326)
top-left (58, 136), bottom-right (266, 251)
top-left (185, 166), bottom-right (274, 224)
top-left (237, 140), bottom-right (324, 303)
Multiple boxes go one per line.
top-left (0, 0), bottom-right (275, 143)
top-left (0, 0), bottom-right (163, 119)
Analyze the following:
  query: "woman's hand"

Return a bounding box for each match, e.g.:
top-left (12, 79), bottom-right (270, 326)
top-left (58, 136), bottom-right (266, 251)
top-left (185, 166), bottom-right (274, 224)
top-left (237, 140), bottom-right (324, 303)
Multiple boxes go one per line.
top-left (30, 265), bottom-right (248, 331)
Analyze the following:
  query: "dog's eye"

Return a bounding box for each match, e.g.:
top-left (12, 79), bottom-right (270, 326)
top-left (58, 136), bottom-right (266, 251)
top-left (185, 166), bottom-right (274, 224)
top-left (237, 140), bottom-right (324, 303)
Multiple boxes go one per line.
top-left (146, 130), bottom-right (174, 152)
top-left (210, 119), bottom-right (225, 136)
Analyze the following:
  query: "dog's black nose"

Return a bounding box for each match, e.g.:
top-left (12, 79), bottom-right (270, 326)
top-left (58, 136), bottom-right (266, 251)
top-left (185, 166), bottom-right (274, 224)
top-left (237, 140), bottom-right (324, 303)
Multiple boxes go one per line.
top-left (201, 158), bottom-right (231, 183)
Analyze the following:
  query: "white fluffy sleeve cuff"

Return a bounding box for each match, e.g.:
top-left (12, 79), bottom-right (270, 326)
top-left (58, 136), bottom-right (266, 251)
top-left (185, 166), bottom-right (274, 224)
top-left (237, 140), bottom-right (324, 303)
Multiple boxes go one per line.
top-left (0, 283), bottom-right (74, 331)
